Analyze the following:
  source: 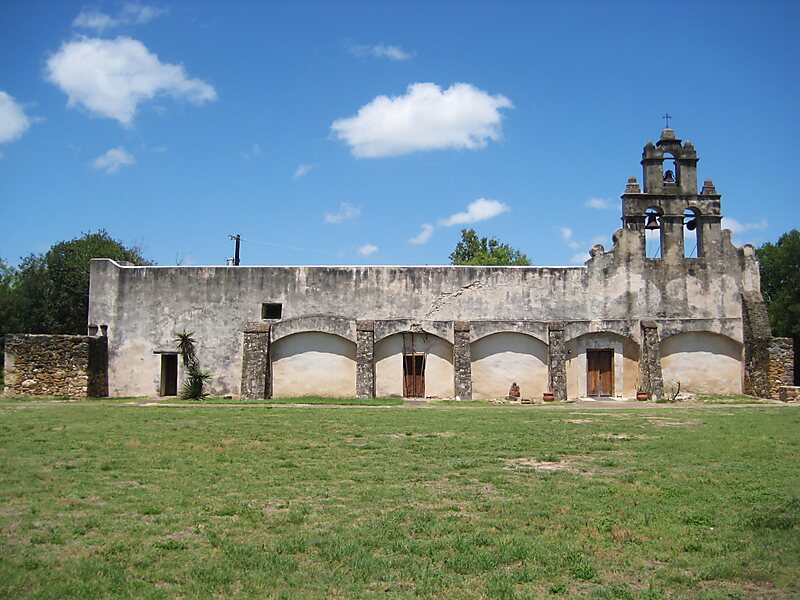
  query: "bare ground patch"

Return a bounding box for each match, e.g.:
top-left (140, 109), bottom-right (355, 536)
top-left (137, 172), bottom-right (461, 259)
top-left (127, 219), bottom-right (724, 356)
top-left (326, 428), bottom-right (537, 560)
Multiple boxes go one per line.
top-left (503, 457), bottom-right (588, 475)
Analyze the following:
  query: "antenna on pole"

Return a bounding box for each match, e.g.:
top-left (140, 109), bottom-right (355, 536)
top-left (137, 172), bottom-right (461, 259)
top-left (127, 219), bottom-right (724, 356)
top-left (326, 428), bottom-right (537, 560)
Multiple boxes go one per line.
top-left (228, 234), bottom-right (240, 266)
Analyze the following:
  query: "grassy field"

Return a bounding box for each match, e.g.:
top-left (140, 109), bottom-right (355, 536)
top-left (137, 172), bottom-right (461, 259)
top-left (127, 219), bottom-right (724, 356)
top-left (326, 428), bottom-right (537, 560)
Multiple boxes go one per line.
top-left (0, 402), bottom-right (798, 599)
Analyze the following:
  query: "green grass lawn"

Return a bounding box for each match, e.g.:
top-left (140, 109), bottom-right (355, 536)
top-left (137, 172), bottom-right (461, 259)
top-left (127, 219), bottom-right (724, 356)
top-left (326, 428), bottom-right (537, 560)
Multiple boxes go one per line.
top-left (0, 402), bottom-right (798, 599)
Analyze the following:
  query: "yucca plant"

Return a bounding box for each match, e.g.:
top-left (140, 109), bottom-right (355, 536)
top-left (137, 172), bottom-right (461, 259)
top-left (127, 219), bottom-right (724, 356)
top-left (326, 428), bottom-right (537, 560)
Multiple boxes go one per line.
top-left (174, 330), bottom-right (198, 369)
top-left (174, 330), bottom-right (211, 399)
top-left (181, 368), bottom-right (212, 400)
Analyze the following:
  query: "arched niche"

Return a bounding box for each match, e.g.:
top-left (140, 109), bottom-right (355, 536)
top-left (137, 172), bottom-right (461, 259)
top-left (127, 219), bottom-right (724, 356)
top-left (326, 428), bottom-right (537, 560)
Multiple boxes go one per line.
top-left (660, 332), bottom-right (743, 394)
top-left (470, 332), bottom-right (548, 399)
top-left (271, 331), bottom-right (356, 397)
top-left (644, 207), bottom-right (663, 259)
top-left (374, 332), bottom-right (453, 398)
top-left (683, 207), bottom-right (702, 258)
top-left (662, 152), bottom-right (678, 184)
top-left (564, 332), bottom-right (640, 399)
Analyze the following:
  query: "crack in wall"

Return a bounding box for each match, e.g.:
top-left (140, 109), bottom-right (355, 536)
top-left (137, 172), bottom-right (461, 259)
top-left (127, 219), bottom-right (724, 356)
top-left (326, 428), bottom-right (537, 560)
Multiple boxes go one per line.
top-left (425, 281), bottom-right (487, 318)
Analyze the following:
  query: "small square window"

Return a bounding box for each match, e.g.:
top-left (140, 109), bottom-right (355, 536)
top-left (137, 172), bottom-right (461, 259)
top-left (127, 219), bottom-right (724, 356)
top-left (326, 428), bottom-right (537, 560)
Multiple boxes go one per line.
top-left (261, 303), bottom-right (282, 319)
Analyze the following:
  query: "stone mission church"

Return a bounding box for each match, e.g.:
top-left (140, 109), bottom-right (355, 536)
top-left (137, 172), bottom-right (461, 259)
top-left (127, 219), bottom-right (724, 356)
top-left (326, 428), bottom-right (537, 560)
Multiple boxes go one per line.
top-left (4, 128), bottom-right (795, 400)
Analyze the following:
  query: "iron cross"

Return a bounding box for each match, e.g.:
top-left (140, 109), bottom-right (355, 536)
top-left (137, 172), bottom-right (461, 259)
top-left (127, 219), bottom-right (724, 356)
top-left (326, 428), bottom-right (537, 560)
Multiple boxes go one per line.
top-left (662, 113), bottom-right (672, 128)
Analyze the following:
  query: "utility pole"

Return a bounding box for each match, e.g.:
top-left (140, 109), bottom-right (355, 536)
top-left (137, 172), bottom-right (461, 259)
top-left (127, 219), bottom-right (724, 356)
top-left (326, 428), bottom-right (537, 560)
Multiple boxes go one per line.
top-left (229, 234), bottom-right (241, 266)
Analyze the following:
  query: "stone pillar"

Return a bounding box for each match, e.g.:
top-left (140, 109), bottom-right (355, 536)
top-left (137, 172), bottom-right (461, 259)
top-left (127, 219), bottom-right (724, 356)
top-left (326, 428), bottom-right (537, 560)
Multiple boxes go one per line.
top-left (548, 322), bottom-right (567, 402)
top-left (661, 215), bottom-right (684, 262)
top-left (742, 292), bottom-right (772, 398)
top-left (356, 320), bottom-right (375, 399)
top-left (767, 337), bottom-right (795, 399)
top-left (639, 320), bottom-right (664, 400)
top-left (240, 322), bottom-right (271, 399)
top-left (453, 321), bottom-right (472, 400)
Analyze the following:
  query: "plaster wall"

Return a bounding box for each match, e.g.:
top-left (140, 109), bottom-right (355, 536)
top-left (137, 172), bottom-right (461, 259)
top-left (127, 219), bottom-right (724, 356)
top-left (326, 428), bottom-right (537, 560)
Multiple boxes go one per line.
top-left (471, 333), bottom-right (548, 399)
top-left (660, 332), bottom-right (743, 394)
top-left (374, 334), bottom-right (453, 398)
top-left (271, 332), bottom-right (356, 397)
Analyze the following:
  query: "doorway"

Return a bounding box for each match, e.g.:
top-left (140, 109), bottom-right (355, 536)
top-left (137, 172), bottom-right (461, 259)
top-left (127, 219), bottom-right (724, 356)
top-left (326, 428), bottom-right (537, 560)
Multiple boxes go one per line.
top-left (403, 353), bottom-right (425, 397)
top-left (160, 353), bottom-right (178, 396)
top-left (587, 349), bottom-right (613, 396)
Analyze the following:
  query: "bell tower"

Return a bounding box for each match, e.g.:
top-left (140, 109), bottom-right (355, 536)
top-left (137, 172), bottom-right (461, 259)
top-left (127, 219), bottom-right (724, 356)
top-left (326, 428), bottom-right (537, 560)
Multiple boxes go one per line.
top-left (621, 127), bottom-right (723, 262)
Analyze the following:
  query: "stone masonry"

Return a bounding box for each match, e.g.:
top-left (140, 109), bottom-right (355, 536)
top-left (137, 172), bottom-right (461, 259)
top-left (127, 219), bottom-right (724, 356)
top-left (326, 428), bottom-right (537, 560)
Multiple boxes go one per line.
top-left (639, 321), bottom-right (664, 400)
top-left (356, 320), bottom-right (375, 398)
top-left (768, 337), bottom-right (795, 399)
top-left (547, 323), bottom-right (567, 402)
top-left (240, 322), bottom-right (271, 399)
top-left (453, 321), bottom-right (472, 400)
top-left (4, 334), bottom-right (108, 397)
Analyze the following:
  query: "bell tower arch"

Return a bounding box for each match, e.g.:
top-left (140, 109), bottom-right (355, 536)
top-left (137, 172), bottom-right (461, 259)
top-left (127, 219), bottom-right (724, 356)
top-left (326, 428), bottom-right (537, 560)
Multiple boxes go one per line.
top-left (621, 128), bottom-right (723, 262)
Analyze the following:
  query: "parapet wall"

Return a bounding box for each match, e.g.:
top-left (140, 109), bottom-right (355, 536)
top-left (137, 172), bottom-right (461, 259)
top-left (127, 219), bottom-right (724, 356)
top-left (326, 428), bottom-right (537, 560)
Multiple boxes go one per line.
top-left (3, 334), bottom-right (108, 397)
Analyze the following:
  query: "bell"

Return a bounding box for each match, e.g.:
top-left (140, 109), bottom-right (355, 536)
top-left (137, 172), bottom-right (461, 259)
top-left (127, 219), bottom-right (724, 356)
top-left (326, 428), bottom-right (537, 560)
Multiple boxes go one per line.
top-left (685, 218), bottom-right (697, 231)
top-left (645, 214), bottom-right (660, 230)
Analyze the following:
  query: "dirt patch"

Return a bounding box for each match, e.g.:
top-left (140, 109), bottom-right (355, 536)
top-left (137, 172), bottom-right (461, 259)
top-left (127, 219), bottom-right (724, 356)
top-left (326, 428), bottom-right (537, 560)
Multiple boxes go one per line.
top-left (388, 431), bottom-right (455, 440)
top-left (503, 457), bottom-right (586, 475)
top-left (565, 419), bottom-right (595, 424)
top-left (593, 433), bottom-right (655, 441)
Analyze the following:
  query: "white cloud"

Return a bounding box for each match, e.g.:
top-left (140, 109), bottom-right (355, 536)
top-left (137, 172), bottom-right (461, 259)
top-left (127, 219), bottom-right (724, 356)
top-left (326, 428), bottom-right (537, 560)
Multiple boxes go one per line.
top-left (292, 163), bottom-right (314, 180)
top-left (557, 227), bottom-right (582, 250)
top-left (324, 202), bottom-right (361, 224)
top-left (357, 243), bottom-right (378, 256)
top-left (439, 198), bottom-right (510, 227)
top-left (585, 197), bottom-right (615, 210)
top-left (46, 36), bottom-right (217, 126)
top-left (91, 146), bottom-right (136, 174)
top-left (331, 82), bottom-right (513, 158)
top-left (347, 42), bottom-right (412, 61)
top-left (408, 223), bottom-right (434, 245)
top-left (0, 91), bottom-right (32, 143)
top-left (73, 3), bottom-right (168, 32)
top-left (722, 217), bottom-right (768, 234)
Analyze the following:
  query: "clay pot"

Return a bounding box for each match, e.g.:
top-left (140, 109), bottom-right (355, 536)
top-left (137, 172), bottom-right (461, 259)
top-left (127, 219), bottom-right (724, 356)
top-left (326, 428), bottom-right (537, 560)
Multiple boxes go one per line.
top-left (636, 391), bottom-right (650, 401)
top-left (543, 392), bottom-right (555, 402)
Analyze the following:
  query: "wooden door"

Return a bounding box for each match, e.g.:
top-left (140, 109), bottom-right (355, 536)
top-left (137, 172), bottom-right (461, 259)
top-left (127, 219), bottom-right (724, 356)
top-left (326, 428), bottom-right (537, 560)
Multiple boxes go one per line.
top-left (587, 350), bottom-right (613, 396)
top-left (403, 354), bottom-right (425, 397)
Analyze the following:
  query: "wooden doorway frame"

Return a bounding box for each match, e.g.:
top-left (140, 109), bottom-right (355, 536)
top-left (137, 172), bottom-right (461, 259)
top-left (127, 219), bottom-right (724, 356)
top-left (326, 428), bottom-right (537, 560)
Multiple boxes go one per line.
top-left (159, 353), bottom-right (179, 396)
top-left (403, 353), bottom-right (426, 398)
top-left (586, 349), bottom-right (614, 397)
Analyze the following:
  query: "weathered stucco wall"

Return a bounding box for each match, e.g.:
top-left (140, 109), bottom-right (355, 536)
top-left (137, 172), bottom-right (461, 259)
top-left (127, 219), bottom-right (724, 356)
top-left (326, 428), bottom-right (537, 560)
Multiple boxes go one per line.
top-left (88, 232), bottom-right (756, 398)
top-left (271, 332), bottom-right (356, 398)
top-left (471, 333), bottom-right (548, 399)
top-left (660, 332), bottom-right (743, 394)
top-left (4, 334), bottom-right (108, 397)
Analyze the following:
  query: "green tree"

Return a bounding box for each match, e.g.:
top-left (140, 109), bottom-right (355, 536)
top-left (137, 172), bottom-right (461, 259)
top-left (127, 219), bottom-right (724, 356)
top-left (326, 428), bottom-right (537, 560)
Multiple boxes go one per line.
top-left (449, 228), bottom-right (531, 266)
top-left (10, 230), bottom-right (152, 335)
top-left (757, 229), bottom-right (800, 339)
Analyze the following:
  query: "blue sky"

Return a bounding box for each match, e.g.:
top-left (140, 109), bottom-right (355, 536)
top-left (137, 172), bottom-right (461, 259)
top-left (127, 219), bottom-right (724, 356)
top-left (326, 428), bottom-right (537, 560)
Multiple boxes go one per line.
top-left (1, 0), bottom-right (798, 267)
